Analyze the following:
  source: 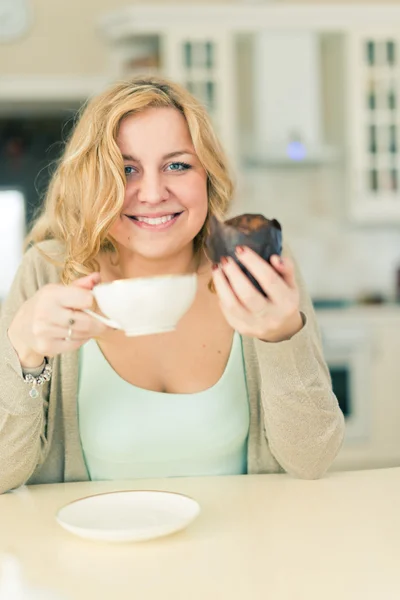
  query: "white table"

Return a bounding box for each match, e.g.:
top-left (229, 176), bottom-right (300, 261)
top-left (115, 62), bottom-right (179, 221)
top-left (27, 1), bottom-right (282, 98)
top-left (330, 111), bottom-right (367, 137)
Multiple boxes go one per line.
top-left (1, 468), bottom-right (399, 600)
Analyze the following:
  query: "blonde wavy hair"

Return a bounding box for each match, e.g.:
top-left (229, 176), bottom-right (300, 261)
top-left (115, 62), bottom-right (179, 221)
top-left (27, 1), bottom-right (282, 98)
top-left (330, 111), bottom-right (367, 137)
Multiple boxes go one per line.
top-left (27, 75), bottom-right (234, 284)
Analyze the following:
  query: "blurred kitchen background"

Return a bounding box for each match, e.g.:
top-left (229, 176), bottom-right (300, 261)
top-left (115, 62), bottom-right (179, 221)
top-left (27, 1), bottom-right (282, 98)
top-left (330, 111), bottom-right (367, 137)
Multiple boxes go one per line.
top-left (2, 0), bottom-right (400, 472)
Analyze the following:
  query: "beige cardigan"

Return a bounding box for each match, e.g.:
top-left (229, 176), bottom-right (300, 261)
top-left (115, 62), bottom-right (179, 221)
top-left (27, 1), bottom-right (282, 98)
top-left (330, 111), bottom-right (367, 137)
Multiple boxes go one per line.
top-left (0, 241), bottom-right (344, 494)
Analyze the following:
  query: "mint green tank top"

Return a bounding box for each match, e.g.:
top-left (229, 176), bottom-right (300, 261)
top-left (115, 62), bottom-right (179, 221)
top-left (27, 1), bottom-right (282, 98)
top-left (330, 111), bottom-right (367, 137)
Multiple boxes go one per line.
top-left (78, 332), bottom-right (250, 480)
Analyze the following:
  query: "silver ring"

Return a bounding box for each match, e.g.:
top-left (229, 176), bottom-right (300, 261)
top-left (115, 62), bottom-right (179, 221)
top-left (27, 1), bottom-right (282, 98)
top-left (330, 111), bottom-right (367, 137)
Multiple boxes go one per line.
top-left (65, 313), bottom-right (75, 342)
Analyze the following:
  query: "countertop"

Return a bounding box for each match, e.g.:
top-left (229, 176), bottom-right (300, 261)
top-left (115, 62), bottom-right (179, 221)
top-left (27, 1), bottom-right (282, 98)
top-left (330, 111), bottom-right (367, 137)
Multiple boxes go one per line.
top-left (1, 468), bottom-right (399, 599)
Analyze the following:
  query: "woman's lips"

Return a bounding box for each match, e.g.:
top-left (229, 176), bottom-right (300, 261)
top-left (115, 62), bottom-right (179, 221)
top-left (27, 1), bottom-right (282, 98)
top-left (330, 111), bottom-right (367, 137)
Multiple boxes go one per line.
top-left (125, 212), bottom-right (182, 231)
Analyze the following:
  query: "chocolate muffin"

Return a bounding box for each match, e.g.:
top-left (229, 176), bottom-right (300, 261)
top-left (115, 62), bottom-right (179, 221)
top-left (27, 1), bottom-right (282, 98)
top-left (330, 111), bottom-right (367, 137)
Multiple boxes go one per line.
top-left (206, 213), bottom-right (282, 296)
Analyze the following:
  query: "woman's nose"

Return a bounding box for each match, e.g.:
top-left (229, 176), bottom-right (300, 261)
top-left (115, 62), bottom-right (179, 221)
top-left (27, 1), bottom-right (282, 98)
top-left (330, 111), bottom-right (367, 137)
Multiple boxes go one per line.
top-left (137, 172), bottom-right (168, 204)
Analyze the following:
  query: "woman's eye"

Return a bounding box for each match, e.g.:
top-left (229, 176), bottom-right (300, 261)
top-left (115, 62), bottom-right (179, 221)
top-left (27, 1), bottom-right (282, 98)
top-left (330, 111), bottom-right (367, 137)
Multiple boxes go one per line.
top-left (124, 166), bottom-right (136, 177)
top-left (167, 162), bottom-right (192, 172)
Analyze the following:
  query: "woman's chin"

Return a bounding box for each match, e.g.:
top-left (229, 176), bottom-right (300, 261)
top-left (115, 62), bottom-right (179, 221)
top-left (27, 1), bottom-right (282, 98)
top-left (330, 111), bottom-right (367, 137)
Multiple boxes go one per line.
top-left (116, 241), bottom-right (188, 262)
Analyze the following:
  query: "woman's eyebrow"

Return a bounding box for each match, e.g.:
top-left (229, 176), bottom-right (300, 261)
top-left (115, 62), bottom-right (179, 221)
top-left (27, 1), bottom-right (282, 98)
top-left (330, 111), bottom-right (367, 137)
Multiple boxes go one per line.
top-left (163, 150), bottom-right (195, 159)
top-left (121, 150), bottom-right (195, 162)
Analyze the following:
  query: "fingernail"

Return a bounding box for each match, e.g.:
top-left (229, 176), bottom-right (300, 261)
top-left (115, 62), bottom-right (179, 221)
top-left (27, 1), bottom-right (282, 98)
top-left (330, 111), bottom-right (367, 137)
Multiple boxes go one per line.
top-left (220, 256), bottom-right (229, 266)
top-left (279, 256), bottom-right (284, 265)
top-left (235, 246), bottom-right (245, 255)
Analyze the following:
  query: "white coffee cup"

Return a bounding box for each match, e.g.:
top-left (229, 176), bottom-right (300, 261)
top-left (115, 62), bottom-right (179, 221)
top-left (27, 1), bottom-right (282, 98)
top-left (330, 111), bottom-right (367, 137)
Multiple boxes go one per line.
top-left (84, 273), bottom-right (197, 337)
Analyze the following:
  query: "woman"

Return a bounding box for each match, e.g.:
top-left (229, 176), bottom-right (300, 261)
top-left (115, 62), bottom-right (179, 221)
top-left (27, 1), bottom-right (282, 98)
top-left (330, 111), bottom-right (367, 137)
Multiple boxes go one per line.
top-left (0, 76), bottom-right (344, 494)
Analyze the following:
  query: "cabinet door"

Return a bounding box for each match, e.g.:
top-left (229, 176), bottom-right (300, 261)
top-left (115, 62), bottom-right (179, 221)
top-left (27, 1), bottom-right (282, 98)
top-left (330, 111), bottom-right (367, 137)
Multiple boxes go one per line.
top-left (162, 30), bottom-right (237, 164)
top-left (330, 320), bottom-right (400, 472)
top-left (348, 31), bottom-right (400, 223)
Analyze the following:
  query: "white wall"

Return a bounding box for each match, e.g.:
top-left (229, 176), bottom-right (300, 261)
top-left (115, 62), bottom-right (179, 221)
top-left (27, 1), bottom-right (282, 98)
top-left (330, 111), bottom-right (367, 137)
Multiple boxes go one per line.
top-left (233, 167), bottom-right (400, 302)
top-left (0, 0), bottom-right (230, 77)
top-left (0, 191), bottom-right (25, 299)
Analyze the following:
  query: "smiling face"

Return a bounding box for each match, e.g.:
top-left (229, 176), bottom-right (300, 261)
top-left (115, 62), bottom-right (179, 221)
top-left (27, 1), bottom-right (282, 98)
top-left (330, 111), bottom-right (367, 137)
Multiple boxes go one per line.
top-left (109, 107), bottom-right (209, 264)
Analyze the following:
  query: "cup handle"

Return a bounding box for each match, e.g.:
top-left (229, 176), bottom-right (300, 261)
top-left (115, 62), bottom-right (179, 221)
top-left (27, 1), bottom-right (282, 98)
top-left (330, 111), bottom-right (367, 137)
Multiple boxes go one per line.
top-left (83, 309), bottom-right (122, 330)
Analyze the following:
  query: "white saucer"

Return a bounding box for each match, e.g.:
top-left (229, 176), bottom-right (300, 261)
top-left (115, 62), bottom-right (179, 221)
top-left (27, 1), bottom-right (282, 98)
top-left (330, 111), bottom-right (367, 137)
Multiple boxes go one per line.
top-left (56, 490), bottom-right (201, 542)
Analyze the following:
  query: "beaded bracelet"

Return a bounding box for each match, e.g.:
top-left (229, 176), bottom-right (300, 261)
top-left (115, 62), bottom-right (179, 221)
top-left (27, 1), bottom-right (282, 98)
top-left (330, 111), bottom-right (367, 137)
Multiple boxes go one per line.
top-left (23, 359), bottom-right (52, 399)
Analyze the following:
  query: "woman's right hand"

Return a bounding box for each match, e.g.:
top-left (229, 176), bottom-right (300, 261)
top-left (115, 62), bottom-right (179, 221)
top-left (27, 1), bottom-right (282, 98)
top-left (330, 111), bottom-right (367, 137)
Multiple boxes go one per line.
top-left (8, 273), bottom-right (110, 369)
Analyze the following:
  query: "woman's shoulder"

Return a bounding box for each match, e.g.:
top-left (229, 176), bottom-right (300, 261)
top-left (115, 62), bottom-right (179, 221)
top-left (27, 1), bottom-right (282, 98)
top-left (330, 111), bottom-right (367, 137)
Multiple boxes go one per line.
top-left (23, 239), bottom-right (66, 282)
top-left (1, 240), bottom-right (65, 319)
top-left (26, 239), bottom-right (65, 259)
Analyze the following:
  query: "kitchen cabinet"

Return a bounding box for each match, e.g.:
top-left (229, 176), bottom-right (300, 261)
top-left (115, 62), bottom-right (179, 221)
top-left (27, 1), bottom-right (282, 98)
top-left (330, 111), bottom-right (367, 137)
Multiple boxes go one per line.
top-left (347, 31), bottom-right (400, 223)
top-left (102, 22), bottom-right (238, 165)
top-left (162, 30), bottom-right (237, 163)
top-left (317, 306), bottom-right (400, 472)
top-left (100, 4), bottom-right (400, 219)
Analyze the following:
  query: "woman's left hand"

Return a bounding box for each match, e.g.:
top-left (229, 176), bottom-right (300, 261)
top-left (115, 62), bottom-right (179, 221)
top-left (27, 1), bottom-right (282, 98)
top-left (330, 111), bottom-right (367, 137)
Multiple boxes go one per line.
top-left (212, 246), bottom-right (303, 343)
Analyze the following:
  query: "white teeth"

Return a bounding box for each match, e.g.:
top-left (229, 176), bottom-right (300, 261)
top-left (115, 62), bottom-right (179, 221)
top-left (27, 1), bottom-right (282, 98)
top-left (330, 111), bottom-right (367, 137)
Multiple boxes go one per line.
top-left (135, 214), bottom-right (175, 225)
